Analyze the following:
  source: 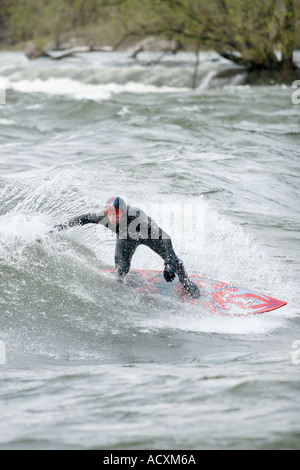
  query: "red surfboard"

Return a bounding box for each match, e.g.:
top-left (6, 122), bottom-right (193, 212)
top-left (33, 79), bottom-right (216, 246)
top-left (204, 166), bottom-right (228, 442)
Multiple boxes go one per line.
top-left (99, 269), bottom-right (287, 316)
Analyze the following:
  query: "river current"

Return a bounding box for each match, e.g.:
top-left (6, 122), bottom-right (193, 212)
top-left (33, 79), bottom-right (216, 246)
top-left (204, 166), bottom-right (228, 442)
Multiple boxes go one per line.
top-left (0, 50), bottom-right (299, 450)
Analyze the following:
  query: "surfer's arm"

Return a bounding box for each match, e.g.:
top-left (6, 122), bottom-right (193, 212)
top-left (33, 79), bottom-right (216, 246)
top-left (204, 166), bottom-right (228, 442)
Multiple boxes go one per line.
top-left (53, 213), bottom-right (106, 232)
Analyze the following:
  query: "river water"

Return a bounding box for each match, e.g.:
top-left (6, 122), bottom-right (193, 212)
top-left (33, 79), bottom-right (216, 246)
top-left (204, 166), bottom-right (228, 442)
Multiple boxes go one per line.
top-left (0, 50), bottom-right (299, 450)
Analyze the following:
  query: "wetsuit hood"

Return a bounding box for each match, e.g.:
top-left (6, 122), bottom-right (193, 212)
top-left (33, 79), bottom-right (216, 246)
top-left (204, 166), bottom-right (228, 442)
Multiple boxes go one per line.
top-left (105, 196), bottom-right (127, 214)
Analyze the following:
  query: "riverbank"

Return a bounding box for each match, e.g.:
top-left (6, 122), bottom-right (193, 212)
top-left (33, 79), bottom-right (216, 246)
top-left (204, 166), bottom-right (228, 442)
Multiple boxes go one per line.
top-left (1, 35), bottom-right (299, 87)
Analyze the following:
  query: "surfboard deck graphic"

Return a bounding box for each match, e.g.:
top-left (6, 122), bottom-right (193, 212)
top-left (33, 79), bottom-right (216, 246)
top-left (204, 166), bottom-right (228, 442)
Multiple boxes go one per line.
top-left (99, 269), bottom-right (287, 316)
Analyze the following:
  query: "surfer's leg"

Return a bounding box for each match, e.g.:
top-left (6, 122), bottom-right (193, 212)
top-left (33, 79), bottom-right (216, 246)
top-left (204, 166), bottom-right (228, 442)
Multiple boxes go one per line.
top-left (173, 258), bottom-right (200, 299)
top-left (142, 239), bottom-right (200, 298)
top-left (115, 238), bottom-right (138, 280)
top-left (166, 243), bottom-right (200, 299)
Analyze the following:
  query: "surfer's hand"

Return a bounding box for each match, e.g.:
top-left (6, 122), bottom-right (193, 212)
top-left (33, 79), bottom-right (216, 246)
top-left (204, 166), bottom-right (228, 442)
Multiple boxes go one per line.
top-left (164, 261), bottom-right (176, 283)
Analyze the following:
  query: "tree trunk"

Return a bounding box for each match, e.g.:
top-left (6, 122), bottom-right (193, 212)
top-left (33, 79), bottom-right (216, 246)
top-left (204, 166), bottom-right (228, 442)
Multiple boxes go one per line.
top-left (216, 47), bottom-right (280, 71)
top-left (213, 0), bottom-right (283, 72)
top-left (192, 37), bottom-right (201, 89)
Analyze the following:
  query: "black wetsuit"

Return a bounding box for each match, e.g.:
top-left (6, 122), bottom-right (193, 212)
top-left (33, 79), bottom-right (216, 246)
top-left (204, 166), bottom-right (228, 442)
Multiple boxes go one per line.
top-left (55, 205), bottom-right (200, 298)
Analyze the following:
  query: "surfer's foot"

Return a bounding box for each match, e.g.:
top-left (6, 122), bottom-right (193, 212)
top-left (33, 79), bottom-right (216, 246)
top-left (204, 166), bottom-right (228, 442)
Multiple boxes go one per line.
top-left (116, 274), bottom-right (125, 284)
top-left (183, 280), bottom-right (200, 299)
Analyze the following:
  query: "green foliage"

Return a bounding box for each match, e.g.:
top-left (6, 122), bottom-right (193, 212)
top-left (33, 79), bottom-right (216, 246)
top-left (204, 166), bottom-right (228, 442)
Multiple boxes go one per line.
top-left (1, 0), bottom-right (299, 70)
top-left (1, 0), bottom-right (105, 45)
top-left (1, 0), bottom-right (67, 43)
top-left (119, 0), bottom-right (298, 70)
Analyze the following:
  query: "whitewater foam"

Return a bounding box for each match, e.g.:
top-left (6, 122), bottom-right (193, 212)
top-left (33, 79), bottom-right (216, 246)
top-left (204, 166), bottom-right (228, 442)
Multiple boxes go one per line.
top-left (6, 77), bottom-right (190, 101)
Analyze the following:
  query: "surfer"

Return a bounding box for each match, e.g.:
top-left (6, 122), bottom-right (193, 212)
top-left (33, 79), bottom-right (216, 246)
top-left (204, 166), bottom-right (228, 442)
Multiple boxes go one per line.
top-left (53, 196), bottom-right (200, 298)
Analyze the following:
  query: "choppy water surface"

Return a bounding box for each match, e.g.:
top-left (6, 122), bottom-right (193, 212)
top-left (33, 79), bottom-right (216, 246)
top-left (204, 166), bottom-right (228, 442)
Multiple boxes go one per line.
top-left (0, 50), bottom-right (299, 450)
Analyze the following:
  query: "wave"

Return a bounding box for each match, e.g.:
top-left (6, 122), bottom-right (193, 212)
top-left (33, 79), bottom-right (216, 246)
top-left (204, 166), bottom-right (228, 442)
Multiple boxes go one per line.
top-left (0, 50), bottom-right (248, 102)
top-left (5, 77), bottom-right (191, 101)
top-left (0, 119), bottom-right (15, 126)
top-left (0, 162), bottom-right (294, 365)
